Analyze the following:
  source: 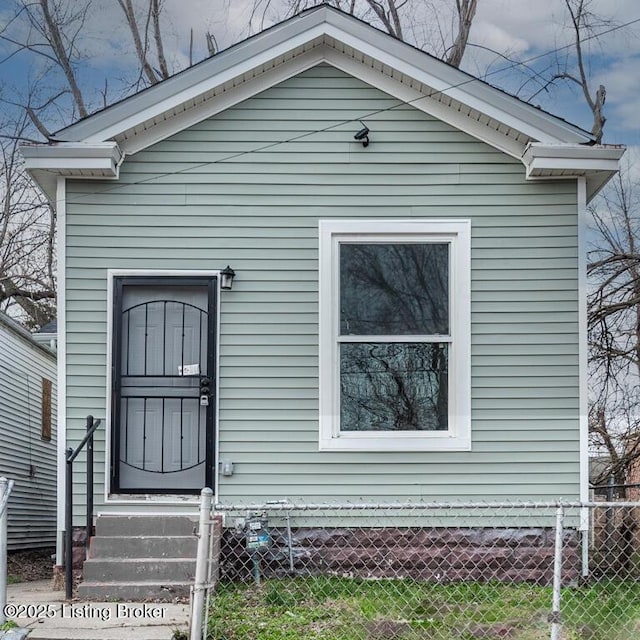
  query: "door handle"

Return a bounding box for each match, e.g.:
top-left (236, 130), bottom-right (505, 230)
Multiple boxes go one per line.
top-left (199, 377), bottom-right (211, 406)
top-left (199, 377), bottom-right (211, 394)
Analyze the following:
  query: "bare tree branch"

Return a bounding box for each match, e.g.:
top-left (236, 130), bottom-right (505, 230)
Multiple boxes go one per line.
top-left (151, 0), bottom-right (170, 79)
top-left (33, 0), bottom-right (88, 117)
top-left (588, 162), bottom-right (640, 493)
top-left (116, 0), bottom-right (160, 85)
top-left (446, 0), bottom-right (477, 67)
top-left (238, 0), bottom-right (478, 66)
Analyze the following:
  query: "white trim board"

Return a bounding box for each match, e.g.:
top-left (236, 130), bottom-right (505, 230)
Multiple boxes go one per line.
top-left (104, 269), bottom-right (223, 504)
top-left (55, 177), bottom-right (66, 565)
top-left (119, 49), bottom-right (530, 161)
top-left (22, 56), bottom-right (622, 204)
top-left (53, 6), bottom-right (591, 146)
top-left (318, 218), bottom-right (471, 452)
top-left (23, 6), bottom-right (625, 206)
top-left (577, 177), bottom-right (589, 508)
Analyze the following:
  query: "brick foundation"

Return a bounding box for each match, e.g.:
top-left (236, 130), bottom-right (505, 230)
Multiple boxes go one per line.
top-left (71, 526), bottom-right (88, 569)
top-left (221, 527), bottom-right (581, 586)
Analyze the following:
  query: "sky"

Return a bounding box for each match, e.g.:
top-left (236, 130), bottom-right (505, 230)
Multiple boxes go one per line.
top-left (0, 0), bottom-right (639, 161)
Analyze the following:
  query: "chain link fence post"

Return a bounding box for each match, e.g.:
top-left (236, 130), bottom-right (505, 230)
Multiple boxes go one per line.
top-left (0, 477), bottom-right (15, 626)
top-left (550, 503), bottom-right (564, 640)
top-left (190, 487), bottom-right (213, 640)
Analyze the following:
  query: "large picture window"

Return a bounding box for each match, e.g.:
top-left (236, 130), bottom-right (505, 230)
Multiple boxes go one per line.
top-left (319, 220), bottom-right (471, 451)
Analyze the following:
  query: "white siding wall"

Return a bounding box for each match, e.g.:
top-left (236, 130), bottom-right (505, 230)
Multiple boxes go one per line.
top-left (0, 316), bottom-right (57, 549)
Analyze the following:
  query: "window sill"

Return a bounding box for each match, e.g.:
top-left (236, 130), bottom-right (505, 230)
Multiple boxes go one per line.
top-left (318, 434), bottom-right (471, 452)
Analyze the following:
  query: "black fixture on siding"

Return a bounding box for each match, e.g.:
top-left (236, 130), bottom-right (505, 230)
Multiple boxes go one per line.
top-left (354, 121), bottom-right (370, 147)
top-left (220, 266), bottom-right (236, 290)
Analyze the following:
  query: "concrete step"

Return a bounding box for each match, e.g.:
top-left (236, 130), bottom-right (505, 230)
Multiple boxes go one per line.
top-left (83, 558), bottom-right (196, 582)
top-left (77, 580), bottom-right (192, 602)
top-left (77, 514), bottom-right (217, 603)
top-left (95, 514), bottom-right (198, 537)
top-left (89, 535), bottom-right (198, 559)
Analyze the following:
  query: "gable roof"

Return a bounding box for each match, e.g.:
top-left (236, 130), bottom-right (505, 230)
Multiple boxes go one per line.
top-left (21, 3), bottom-right (624, 202)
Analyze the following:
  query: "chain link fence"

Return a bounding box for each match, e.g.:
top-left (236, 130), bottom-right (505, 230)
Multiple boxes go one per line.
top-left (190, 499), bottom-right (640, 640)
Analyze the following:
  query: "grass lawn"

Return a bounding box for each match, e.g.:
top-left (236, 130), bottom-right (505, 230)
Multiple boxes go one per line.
top-left (207, 577), bottom-right (640, 640)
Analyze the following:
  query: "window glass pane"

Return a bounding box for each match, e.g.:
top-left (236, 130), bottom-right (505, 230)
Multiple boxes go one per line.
top-left (340, 243), bottom-right (449, 336)
top-left (340, 342), bottom-right (448, 431)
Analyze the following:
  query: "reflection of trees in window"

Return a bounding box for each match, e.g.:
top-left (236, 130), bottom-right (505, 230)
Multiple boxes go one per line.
top-left (340, 244), bottom-right (449, 336)
top-left (339, 242), bottom-right (450, 432)
top-left (341, 343), bottom-right (448, 431)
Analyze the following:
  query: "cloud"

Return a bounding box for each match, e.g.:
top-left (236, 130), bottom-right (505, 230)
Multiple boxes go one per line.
top-left (464, 0), bottom-right (639, 147)
top-left (472, 21), bottom-right (529, 57)
top-left (0, 0), bottom-right (636, 147)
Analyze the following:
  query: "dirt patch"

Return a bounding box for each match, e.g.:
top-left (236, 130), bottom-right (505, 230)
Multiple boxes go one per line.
top-left (463, 622), bottom-right (520, 638)
top-left (7, 548), bottom-right (54, 582)
top-left (364, 619), bottom-right (413, 639)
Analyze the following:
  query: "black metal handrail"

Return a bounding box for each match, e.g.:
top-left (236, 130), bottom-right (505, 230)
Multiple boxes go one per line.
top-left (65, 415), bottom-right (101, 600)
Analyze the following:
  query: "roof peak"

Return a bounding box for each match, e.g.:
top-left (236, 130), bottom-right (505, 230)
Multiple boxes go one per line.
top-left (50, 4), bottom-right (591, 146)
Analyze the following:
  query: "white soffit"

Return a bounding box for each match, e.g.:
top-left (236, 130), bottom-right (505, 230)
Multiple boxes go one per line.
top-left (21, 142), bottom-right (123, 202)
top-left (21, 5), bottom-right (623, 202)
top-left (523, 143), bottom-right (626, 200)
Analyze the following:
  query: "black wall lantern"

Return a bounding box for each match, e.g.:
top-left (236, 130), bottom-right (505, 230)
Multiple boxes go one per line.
top-left (220, 265), bottom-right (236, 290)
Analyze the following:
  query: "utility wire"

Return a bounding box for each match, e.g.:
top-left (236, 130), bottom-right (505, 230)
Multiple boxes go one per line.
top-left (65, 14), bottom-right (640, 204)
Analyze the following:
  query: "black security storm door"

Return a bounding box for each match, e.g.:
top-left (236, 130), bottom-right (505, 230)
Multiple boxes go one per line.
top-left (111, 276), bottom-right (216, 493)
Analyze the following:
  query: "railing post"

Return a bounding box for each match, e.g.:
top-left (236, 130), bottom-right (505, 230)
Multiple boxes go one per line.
top-left (190, 487), bottom-right (213, 640)
top-left (65, 447), bottom-right (73, 600)
top-left (86, 415), bottom-right (94, 559)
top-left (550, 503), bottom-right (565, 640)
top-left (0, 477), bottom-right (8, 625)
top-left (64, 416), bottom-right (101, 600)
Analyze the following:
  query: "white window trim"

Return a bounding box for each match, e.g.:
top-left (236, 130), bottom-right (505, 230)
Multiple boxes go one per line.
top-left (319, 219), bottom-right (471, 452)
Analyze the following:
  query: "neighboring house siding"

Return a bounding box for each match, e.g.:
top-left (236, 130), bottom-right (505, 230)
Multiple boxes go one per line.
top-left (64, 64), bottom-right (579, 518)
top-left (0, 317), bottom-right (57, 549)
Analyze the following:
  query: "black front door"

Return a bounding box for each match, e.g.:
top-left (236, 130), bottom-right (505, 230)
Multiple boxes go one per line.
top-left (111, 276), bottom-right (216, 493)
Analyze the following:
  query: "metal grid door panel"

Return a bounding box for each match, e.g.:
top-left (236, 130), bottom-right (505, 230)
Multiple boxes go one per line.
top-left (112, 277), bottom-right (216, 493)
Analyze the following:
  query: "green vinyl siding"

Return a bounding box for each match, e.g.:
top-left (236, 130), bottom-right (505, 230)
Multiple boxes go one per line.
top-left (64, 64), bottom-right (580, 517)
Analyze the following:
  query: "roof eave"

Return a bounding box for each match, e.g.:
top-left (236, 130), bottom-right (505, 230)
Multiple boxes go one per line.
top-left (51, 5), bottom-right (592, 148)
top-left (20, 141), bottom-right (123, 202)
top-left (523, 142), bottom-right (626, 201)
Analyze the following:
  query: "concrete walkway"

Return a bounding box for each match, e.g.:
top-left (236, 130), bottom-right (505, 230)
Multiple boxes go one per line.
top-left (3, 580), bottom-right (190, 640)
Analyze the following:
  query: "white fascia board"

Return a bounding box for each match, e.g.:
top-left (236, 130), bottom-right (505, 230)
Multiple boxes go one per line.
top-left (324, 49), bottom-right (527, 160)
top-left (124, 45), bottom-right (526, 160)
top-left (79, 27), bottom-right (327, 144)
top-left (525, 142), bottom-right (625, 161)
top-left (523, 143), bottom-right (625, 176)
top-left (21, 142), bottom-right (123, 200)
top-left (0, 312), bottom-right (55, 356)
top-left (53, 6), bottom-right (591, 148)
top-left (21, 142), bottom-right (123, 174)
top-left (320, 16), bottom-right (592, 145)
top-left (523, 143), bottom-right (625, 202)
top-left (121, 47), bottom-right (326, 155)
top-left (55, 10), bottom-right (335, 143)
